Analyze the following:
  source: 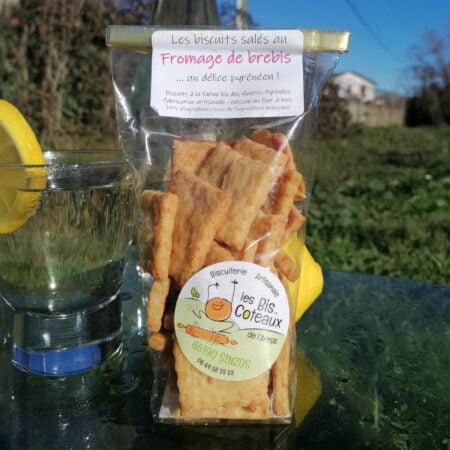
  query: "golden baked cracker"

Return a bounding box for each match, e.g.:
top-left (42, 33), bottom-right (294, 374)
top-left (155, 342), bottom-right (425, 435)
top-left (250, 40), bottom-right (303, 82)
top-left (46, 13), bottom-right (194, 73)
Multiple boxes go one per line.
top-left (230, 238), bottom-right (258, 263)
top-left (172, 139), bottom-right (216, 175)
top-left (173, 341), bottom-right (270, 419)
top-left (250, 214), bottom-right (288, 268)
top-left (281, 206), bottom-right (306, 245)
top-left (252, 129), bottom-right (295, 171)
top-left (251, 129), bottom-right (272, 146)
top-left (167, 168), bottom-right (232, 287)
top-left (264, 169), bottom-right (306, 216)
top-left (261, 130), bottom-right (307, 201)
top-left (233, 136), bottom-right (287, 181)
top-left (252, 129), bottom-right (307, 199)
top-left (147, 277), bottom-right (171, 332)
top-left (231, 212), bottom-right (287, 265)
top-left (294, 172), bottom-right (306, 202)
top-left (272, 332), bottom-right (295, 417)
top-left (140, 190), bottom-right (179, 280)
top-left (215, 155), bottom-right (275, 250)
top-left (240, 240), bottom-right (259, 263)
top-left (204, 240), bottom-right (234, 266)
top-left (148, 330), bottom-right (172, 351)
top-left (272, 132), bottom-right (296, 171)
top-left (197, 142), bottom-right (240, 187)
top-left (275, 250), bottom-right (300, 282)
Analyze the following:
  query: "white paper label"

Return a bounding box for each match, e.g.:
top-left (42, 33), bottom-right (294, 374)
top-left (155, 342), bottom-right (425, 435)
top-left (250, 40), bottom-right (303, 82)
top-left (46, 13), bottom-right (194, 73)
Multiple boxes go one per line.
top-left (151, 29), bottom-right (304, 119)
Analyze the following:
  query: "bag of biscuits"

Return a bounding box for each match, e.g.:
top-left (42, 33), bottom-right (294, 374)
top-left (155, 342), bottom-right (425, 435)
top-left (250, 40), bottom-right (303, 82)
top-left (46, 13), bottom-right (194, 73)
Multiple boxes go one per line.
top-left (107, 25), bottom-right (349, 424)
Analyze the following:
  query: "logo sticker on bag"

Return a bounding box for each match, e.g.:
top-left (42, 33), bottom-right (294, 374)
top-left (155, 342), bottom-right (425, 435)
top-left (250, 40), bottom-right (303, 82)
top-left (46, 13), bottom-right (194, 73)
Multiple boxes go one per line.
top-left (174, 261), bottom-right (290, 381)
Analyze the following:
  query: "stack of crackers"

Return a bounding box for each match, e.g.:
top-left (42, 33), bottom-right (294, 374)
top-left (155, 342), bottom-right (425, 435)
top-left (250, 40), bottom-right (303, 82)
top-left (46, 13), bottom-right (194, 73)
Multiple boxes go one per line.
top-left (140, 129), bottom-right (306, 421)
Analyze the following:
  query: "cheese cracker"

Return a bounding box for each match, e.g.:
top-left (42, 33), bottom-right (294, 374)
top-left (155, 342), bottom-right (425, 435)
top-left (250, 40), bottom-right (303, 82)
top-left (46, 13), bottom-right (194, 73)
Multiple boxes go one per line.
top-left (252, 130), bottom-right (305, 199)
top-left (167, 168), bottom-right (232, 287)
top-left (216, 155), bottom-right (275, 250)
top-left (197, 142), bottom-right (240, 187)
top-left (264, 169), bottom-right (306, 216)
top-left (172, 139), bottom-right (216, 175)
top-left (140, 190), bottom-right (178, 280)
top-left (233, 135), bottom-right (287, 181)
top-left (204, 240), bottom-right (234, 266)
top-left (146, 277), bottom-right (171, 332)
top-left (148, 330), bottom-right (172, 351)
top-left (281, 206), bottom-right (306, 246)
top-left (275, 250), bottom-right (300, 282)
top-left (230, 238), bottom-right (259, 263)
top-left (251, 129), bottom-right (295, 171)
top-left (173, 340), bottom-right (270, 419)
top-left (250, 213), bottom-right (288, 269)
top-left (272, 331), bottom-right (295, 417)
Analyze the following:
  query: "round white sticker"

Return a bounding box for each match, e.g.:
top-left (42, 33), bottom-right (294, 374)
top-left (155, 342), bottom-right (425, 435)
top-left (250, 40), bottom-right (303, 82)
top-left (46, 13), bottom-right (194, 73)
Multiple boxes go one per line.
top-left (174, 261), bottom-right (290, 381)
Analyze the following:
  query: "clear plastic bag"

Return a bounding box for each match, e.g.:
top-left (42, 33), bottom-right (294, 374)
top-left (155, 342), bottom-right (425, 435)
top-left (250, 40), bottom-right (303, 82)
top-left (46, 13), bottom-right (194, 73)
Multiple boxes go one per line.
top-left (107, 25), bottom-right (349, 424)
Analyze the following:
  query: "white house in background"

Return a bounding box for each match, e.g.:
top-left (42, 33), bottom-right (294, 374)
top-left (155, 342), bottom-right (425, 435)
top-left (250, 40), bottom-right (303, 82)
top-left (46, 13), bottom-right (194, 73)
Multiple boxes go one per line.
top-left (331, 71), bottom-right (376, 102)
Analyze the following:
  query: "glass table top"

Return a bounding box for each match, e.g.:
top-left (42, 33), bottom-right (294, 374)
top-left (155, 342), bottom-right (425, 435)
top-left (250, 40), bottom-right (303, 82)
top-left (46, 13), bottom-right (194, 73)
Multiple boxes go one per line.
top-left (1, 263), bottom-right (449, 449)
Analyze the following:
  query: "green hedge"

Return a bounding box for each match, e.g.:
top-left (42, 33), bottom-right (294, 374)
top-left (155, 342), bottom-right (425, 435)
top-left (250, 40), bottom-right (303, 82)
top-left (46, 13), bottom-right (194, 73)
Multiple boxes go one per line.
top-left (307, 125), bottom-right (450, 285)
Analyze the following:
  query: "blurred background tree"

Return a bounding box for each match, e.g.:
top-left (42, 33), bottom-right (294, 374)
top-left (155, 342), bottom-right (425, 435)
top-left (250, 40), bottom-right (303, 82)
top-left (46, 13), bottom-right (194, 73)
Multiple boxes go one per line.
top-left (0, 0), bottom-right (153, 148)
top-left (405, 24), bottom-right (450, 126)
top-left (151, 0), bottom-right (220, 26)
top-left (317, 82), bottom-right (353, 139)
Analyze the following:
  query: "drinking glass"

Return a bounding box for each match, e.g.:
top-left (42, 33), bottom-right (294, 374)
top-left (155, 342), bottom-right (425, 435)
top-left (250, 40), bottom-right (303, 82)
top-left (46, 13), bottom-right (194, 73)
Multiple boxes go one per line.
top-left (0, 150), bottom-right (137, 376)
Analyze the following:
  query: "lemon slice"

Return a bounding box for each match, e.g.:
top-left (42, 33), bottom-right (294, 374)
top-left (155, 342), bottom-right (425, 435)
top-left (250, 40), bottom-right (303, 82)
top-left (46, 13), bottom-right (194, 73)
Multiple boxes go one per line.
top-left (283, 234), bottom-right (324, 321)
top-left (0, 99), bottom-right (46, 234)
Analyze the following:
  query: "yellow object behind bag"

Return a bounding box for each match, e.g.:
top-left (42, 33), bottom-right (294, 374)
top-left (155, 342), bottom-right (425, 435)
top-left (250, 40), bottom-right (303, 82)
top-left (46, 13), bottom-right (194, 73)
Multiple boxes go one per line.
top-left (283, 234), bottom-right (324, 321)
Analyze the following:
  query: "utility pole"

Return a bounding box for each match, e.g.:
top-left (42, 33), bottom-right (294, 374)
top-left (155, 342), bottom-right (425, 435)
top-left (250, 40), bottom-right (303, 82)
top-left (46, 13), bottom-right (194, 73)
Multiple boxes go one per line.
top-left (235, 0), bottom-right (247, 28)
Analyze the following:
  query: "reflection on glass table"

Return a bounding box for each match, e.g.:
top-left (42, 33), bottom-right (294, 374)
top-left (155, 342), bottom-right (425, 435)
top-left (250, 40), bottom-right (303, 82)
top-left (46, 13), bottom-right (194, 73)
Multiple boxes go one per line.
top-left (0, 263), bottom-right (449, 449)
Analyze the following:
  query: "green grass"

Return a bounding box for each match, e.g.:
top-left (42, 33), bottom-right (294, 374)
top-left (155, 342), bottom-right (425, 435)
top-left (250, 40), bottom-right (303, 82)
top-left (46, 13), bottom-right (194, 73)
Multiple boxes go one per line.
top-left (307, 125), bottom-right (450, 285)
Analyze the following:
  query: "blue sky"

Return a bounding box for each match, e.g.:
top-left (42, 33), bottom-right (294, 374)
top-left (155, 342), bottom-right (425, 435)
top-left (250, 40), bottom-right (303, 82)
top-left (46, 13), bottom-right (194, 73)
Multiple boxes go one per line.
top-left (227, 0), bottom-right (450, 95)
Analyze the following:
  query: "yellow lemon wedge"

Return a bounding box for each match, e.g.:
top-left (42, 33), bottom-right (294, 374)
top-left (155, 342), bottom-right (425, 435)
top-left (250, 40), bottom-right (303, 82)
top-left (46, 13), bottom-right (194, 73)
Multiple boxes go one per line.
top-left (0, 99), bottom-right (46, 234)
top-left (283, 233), bottom-right (324, 321)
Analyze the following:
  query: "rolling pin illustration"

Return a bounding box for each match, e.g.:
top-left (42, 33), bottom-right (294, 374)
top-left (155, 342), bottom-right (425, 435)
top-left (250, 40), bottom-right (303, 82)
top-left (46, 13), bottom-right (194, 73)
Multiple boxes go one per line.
top-left (177, 323), bottom-right (238, 345)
